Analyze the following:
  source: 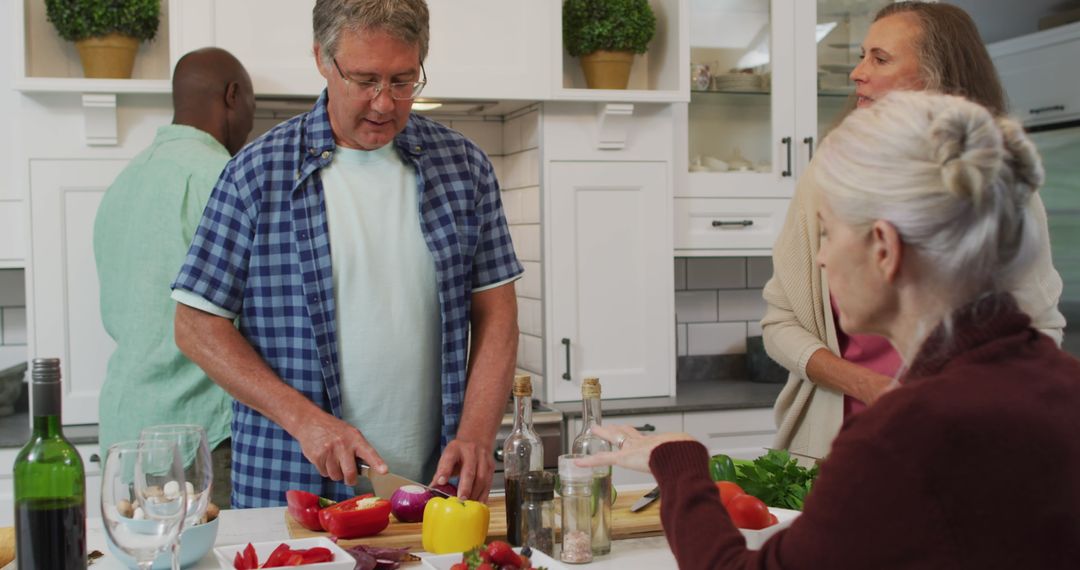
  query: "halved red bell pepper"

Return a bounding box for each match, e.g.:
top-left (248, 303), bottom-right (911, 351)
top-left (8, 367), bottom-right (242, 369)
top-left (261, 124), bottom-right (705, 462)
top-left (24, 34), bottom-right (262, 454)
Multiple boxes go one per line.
top-left (318, 493), bottom-right (392, 539)
top-left (232, 543), bottom-right (259, 569)
top-left (285, 490), bottom-right (336, 531)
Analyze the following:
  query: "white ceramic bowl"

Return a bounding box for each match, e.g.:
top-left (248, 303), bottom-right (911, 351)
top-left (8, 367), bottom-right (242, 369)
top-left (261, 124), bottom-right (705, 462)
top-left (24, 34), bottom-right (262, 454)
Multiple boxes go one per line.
top-left (741, 507), bottom-right (801, 549)
top-left (105, 516), bottom-right (219, 569)
top-left (213, 537), bottom-right (353, 570)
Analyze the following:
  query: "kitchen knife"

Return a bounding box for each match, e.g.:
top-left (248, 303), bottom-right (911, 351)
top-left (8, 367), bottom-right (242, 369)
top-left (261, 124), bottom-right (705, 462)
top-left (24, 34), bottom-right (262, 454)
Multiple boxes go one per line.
top-left (357, 461), bottom-right (452, 499)
top-left (630, 485), bottom-right (660, 512)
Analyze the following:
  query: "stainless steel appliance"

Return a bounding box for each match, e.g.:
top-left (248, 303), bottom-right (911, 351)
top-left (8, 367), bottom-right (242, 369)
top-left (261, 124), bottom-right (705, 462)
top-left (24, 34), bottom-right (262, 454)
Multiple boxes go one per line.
top-left (491, 399), bottom-right (563, 491)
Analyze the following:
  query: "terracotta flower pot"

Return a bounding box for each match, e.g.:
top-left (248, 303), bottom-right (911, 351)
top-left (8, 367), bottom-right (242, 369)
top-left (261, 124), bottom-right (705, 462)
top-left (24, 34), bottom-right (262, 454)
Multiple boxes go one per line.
top-left (579, 50), bottom-right (635, 89)
top-left (75, 33), bottom-right (140, 79)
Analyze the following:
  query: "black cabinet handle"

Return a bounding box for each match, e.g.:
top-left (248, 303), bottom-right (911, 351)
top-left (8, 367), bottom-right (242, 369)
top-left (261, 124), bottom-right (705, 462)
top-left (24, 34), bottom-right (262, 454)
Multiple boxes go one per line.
top-left (90, 453), bottom-right (100, 464)
top-left (781, 137), bottom-right (792, 177)
top-left (494, 448), bottom-right (504, 462)
top-left (803, 136), bottom-right (815, 161)
top-left (561, 337), bottom-right (571, 381)
top-left (1030, 105), bottom-right (1065, 115)
top-left (711, 220), bottom-right (753, 228)
top-left (633, 423), bottom-right (657, 432)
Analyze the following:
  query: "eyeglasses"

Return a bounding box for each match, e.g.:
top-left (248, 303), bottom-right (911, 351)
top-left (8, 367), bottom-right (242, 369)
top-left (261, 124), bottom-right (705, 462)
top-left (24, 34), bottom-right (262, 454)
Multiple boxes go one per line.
top-left (332, 58), bottom-right (427, 101)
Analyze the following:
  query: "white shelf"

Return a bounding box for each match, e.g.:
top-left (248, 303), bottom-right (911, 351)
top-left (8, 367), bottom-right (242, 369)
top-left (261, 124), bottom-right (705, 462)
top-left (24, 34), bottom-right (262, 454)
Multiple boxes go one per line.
top-left (14, 77), bottom-right (171, 94)
top-left (552, 88), bottom-right (688, 103)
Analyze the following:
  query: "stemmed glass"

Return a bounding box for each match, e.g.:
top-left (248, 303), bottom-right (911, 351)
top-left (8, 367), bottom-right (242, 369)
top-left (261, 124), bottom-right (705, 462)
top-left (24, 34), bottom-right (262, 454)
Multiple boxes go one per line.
top-left (101, 440), bottom-right (188, 570)
top-left (140, 424), bottom-right (213, 570)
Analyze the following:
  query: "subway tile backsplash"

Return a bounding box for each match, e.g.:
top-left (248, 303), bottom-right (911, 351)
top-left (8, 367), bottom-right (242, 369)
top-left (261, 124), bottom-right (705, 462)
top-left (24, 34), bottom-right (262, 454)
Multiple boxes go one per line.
top-left (675, 257), bottom-right (773, 357)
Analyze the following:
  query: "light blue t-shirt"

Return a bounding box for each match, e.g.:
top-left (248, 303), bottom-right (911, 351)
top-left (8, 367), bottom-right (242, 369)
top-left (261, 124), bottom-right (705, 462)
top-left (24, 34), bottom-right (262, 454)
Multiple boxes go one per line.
top-left (321, 143), bottom-right (442, 485)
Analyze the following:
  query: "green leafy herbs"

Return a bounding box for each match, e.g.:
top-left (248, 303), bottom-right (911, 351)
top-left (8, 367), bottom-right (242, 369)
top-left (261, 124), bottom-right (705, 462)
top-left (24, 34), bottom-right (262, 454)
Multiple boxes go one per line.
top-left (562, 0), bottom-right (656, 57)
top-left (45, 0), bottom-right (161, 43)
top-left (732, 450), bottom-right (819, 511)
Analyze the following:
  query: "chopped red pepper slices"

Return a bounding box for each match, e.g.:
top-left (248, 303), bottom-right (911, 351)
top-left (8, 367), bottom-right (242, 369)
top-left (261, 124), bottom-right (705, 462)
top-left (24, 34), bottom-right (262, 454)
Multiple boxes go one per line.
top-left (231, 542), bottom-right (335, 569)
top-left (285, 489), bottom-right (337, 532)
top-left (318, 493), bottom-right (392, 539)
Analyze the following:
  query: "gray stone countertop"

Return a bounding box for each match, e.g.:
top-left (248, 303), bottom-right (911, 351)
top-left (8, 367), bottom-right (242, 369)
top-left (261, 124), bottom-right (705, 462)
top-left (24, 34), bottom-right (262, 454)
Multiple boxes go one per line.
top-left (0, 413), bottom-right (99, 449)
top-left (551, 379), bottom-right (785, 419)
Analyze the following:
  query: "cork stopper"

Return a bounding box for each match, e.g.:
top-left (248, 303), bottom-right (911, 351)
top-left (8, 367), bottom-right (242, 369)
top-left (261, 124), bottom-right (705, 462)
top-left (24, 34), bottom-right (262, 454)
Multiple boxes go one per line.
top-left (581, 377), bottom-right (601, 399)
top-left (512, 374), bottom-right (533, 398)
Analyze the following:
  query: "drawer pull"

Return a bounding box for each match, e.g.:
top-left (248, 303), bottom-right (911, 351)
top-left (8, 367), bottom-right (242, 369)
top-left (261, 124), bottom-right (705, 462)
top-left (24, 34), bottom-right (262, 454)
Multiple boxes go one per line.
top-left (90, 453), bottom-right (100, 464)
top-left (494, 448), bottom-right (504, 462)
top-left (712, 220), bottom-right (753, 228)
top-left (1029, 105), bottom-right (1065, 115)
top-left (634, 423), bottom-right (657, 432)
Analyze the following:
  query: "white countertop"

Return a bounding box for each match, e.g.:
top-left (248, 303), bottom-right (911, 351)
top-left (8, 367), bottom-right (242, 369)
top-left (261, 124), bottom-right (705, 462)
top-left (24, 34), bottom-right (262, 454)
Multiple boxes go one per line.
top-left (87, 485), bottom-right (678, 570)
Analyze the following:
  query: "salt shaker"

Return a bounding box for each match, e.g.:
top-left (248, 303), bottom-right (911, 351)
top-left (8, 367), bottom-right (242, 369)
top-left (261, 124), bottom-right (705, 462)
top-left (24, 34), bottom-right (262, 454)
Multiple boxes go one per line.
top-left (520, 470), bottom-right (556, 556)
top-left (558, 454), bottom-right (593, 564)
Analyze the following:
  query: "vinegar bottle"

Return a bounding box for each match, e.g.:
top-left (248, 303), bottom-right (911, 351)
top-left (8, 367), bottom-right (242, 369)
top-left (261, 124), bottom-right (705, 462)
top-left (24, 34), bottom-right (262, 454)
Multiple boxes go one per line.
top-left (13, 358), bottom-right (87, 570)
top-left (571, 377), bottom-right (612, 556)
top-left (502, 374), bottom-right (543, 546)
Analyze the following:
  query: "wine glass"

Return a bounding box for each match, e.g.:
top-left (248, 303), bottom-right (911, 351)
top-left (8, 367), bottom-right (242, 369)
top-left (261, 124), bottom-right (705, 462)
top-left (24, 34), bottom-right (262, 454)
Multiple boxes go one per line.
top-left (101, 440), bottom-right (188, 570)
top-left (140, 424), bottom-right (212, 570)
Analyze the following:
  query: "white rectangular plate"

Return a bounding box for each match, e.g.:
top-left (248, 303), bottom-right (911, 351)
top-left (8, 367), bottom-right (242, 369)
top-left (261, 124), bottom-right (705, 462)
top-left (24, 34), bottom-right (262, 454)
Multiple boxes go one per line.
top-left (213, 536), bottom-right (353, 569)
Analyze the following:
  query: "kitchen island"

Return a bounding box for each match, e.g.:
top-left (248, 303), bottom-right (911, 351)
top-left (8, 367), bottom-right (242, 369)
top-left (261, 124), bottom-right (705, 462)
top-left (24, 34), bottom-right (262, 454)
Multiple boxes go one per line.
top-left (86, 485), bottom-right (679, 569)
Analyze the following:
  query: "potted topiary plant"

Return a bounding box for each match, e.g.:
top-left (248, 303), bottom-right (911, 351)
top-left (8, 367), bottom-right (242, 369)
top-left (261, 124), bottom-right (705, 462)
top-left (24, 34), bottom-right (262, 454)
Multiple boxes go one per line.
top-left (45, 0), bottom-right (161, 79)
top-left (563, 0), bottom-right (656, 89)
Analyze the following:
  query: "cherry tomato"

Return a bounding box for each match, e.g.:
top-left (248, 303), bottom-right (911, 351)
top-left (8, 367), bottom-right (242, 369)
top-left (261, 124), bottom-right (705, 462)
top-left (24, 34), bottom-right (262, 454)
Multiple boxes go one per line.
top-left (715, 481), bottom-right (745, 507)
top-left (728, 494), bottom-right (772, 530)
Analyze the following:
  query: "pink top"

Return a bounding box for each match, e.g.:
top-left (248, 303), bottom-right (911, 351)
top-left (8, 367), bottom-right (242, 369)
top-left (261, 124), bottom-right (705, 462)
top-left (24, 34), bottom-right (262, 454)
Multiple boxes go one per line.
top-left (830, 295), bottom-right (902, 417)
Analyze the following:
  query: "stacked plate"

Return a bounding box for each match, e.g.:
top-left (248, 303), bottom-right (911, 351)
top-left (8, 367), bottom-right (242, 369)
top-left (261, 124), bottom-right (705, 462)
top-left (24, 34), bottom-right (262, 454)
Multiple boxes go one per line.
top-left (712, 73), bottom-right (763, 91)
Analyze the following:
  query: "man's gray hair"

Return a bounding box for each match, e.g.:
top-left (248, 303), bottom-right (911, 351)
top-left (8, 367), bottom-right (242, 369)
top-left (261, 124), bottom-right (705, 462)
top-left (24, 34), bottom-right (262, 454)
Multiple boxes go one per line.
top-left (313, 0), bottom-right (430, 68)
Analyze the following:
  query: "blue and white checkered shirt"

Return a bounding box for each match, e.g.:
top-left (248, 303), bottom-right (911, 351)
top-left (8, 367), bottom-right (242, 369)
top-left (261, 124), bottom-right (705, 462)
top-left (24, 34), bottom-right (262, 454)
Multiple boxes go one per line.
top-left (172, 91), bottom-right (523, 507)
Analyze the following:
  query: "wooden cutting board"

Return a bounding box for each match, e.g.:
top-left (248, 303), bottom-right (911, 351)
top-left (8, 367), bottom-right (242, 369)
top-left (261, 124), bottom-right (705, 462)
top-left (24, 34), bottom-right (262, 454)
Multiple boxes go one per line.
top-left (284, 488), bottom-right (664, 551)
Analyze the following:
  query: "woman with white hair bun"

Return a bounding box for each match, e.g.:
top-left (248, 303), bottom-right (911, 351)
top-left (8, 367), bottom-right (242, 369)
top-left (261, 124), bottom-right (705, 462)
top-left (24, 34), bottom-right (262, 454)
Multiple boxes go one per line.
top-left (576, 91), bottom-right (1080, 569)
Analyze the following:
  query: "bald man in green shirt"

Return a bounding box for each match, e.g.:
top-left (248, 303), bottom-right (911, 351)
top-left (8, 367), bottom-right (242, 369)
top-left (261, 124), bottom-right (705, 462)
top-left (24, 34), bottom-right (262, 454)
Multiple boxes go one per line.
top-left (93, 48), bottom-right (255, 508)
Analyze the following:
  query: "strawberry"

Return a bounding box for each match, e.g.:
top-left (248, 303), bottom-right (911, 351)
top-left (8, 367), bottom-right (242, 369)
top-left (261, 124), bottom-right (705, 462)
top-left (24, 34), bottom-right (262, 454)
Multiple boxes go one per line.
top-left (485, 540), bottom-right (521, 567)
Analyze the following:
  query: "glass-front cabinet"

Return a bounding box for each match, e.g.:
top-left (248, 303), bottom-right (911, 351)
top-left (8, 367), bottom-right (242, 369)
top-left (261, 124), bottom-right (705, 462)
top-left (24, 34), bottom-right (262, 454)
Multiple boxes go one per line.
top-left (674, 0), bottom-right (891, 254)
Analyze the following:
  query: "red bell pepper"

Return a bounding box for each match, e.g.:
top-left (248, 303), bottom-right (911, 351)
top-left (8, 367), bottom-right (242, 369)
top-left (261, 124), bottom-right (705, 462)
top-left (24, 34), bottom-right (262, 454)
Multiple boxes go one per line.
top-left (285, 490), bottom-right (336, 532)
top-left (232, 543), bottom-right (259, 569)
top-left (318, 493), bottom-right (392, 539)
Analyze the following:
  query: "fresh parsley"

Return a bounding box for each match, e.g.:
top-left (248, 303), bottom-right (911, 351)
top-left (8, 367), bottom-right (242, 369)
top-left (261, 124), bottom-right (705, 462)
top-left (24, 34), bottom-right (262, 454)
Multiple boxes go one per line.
top-left (733, 449), bottom-right (819, 511)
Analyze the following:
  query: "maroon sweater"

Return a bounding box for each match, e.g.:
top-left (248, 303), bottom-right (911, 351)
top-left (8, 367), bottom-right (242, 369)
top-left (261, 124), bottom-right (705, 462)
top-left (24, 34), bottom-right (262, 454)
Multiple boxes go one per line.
top-left (651, 295), bottom-right (1080, 569)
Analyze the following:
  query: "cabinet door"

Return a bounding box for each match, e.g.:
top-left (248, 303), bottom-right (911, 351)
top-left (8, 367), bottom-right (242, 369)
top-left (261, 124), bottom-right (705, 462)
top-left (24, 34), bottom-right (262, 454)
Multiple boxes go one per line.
top-left (171, 0), bottom-right (323, 97)
top-left (29, 160), bottom-right (123, 425)
top-left (548, 162), bottom-right (674, 402)
top-left (423, 0), bottom-right (551, 100)
top-left (0, 202), bottom-right (25, 267)
top-left (681, 0), bottom-right (797, 198)
top-left (171, 0), bottom-right (552, 100)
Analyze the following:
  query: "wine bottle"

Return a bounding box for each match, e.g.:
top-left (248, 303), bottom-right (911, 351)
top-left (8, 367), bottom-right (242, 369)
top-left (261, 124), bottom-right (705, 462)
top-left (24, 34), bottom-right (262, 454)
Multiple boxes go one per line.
top-left (13, 358), bottom-right (86, 570)
top-left (572, 377), bottom-right (612, 556)
top-left (502, 374), bottom-right (543, 546)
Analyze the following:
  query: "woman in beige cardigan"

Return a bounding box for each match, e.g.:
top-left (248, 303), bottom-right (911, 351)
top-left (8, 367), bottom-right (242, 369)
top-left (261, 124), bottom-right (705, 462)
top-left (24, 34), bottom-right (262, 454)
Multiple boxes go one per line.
top-left (763, 2), bottom-right (1065, 462)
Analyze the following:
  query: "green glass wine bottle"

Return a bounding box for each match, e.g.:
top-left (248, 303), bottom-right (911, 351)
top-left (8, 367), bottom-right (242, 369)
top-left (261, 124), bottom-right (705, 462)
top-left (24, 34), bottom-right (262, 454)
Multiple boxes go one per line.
top-left (13, 357), bottom-right (86, 570)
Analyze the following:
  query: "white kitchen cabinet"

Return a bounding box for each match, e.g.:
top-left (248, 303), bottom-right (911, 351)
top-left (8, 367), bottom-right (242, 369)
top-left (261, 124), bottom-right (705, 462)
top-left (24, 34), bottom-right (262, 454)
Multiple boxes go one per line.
top-left (989, 21), bottom-right (1080, 127)
top-left (674, 0), bottom-right (891, 254)
top-left (28, 160), bottom-right (123, 426)
top-left (0, 202), bottom-right (26, 268)
top-left (683, 408), bottom-right (774, 459)
top-left (546, 161), bottom-right (675, 403)
top-left (0, 444), bottom-right (101, 527)
top-left (171, 0), bottom-right (554, 100)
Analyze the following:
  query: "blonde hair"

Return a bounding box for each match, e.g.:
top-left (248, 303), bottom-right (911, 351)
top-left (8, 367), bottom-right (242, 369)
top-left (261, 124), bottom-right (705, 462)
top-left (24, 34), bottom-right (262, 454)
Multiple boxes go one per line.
top-left (814, 91), bottom-right (1044, 308)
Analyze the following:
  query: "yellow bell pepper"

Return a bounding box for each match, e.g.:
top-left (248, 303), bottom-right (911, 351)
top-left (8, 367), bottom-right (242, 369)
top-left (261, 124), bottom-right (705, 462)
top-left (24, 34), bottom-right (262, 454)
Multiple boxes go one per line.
top-left (421, 496), bottom-right (490, 554)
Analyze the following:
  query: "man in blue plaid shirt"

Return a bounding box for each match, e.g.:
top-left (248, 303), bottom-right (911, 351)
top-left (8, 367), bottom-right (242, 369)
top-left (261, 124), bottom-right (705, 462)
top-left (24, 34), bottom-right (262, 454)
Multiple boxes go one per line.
top-left (171, 0), bottom-right (522, 507)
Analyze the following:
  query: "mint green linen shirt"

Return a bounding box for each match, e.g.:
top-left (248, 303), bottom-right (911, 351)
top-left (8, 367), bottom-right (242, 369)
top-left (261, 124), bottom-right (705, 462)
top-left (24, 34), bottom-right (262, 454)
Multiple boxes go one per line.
top-left (94, 124), bottom-right (233, 455)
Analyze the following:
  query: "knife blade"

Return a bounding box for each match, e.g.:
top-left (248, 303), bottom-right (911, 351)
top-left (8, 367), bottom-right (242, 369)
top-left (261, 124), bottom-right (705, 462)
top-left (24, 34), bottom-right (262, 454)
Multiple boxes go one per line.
top-left (630, 485), bottom-right (660, 512)
top-left (357, 461), bottom-right (452, 499)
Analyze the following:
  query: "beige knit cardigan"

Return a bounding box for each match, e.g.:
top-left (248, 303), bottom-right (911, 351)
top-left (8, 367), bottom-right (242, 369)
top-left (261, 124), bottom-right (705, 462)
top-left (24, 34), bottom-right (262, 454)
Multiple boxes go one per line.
top-left (761, 162), bottom-right (1066, 462)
